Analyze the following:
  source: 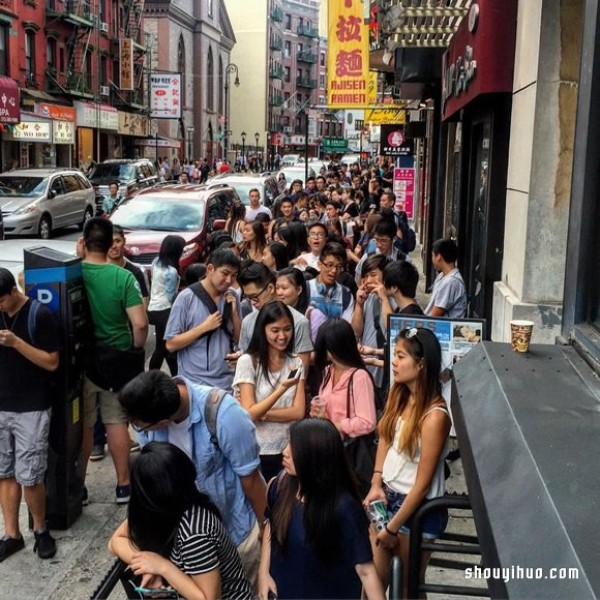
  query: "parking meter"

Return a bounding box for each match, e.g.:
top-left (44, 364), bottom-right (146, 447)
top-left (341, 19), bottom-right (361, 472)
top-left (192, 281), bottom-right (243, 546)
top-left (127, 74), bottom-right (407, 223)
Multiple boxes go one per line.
top-left (24, 247), bottom-right (88, 529)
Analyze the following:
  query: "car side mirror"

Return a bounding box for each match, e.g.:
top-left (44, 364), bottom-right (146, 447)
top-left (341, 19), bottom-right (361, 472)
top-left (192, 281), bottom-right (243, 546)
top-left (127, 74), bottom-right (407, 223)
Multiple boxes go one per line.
top-left (212, 219), bottom-right (226, 231)
top-left (48, 189), bottom-right (57, 199)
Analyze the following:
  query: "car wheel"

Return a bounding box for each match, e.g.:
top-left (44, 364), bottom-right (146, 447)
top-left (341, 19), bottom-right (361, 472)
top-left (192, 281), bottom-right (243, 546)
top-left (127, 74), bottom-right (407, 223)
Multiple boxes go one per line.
top-left (79, 206), bottom-right (93, 231)
top-left (38, 215), bottom-right (52, 240)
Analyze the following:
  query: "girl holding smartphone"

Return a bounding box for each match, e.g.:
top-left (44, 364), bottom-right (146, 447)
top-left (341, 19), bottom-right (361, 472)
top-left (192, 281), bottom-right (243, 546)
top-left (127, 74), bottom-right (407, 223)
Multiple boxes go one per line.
top-left (233, 301), bottom-right (305, 481)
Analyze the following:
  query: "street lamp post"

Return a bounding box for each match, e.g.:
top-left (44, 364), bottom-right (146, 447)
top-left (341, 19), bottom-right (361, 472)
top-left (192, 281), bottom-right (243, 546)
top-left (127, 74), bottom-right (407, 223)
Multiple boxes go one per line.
top-left (254, 132), bottom-right (260, 171)
top-left (241, 131), bottom-right (247, 171)
top-left (186, 126), bottom-right (194, 162)
top-left (224, 63), bottom-right (240, 162)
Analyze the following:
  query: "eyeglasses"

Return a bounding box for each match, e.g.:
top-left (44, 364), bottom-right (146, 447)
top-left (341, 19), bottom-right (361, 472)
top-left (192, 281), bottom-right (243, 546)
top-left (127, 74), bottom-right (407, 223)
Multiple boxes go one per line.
top-left (309, 232), bottom-right (326, 239)
top-left (321, 262), bottom-right (344, 272)
top-left (131, 420), bottom-right (161, 433)
top-left (242, 283), bottom-right (271, 302)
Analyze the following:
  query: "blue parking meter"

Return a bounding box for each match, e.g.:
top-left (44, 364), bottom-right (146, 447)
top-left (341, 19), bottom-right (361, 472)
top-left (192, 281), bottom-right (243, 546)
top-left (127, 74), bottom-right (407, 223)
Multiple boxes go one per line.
top-left (24, 247), bottom-right (88, 529)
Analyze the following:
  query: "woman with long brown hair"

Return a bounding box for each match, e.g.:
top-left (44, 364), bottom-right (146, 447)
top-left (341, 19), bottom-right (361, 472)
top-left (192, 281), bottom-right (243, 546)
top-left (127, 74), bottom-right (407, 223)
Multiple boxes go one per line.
top-left (364, 327), bottom-right (451, 598)
top-left (239, 220), bottom-right (267, 262)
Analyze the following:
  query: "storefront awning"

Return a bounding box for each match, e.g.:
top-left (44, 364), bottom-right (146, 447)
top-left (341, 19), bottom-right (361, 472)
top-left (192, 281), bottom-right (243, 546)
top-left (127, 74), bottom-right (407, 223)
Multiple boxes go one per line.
top-left (0, 77), bottom-right (20, 124)
top-left (21, 88), bottom-right (65, 104)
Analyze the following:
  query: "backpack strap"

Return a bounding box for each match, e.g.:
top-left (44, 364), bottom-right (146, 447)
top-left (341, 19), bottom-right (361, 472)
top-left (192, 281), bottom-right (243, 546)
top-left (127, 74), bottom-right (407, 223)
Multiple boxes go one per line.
top-left (204, 387), bottom-right (227, 449)
top-left (27, 299), bottom-right (41, 345)
top-left (189, 282), bottom-right (232, 338)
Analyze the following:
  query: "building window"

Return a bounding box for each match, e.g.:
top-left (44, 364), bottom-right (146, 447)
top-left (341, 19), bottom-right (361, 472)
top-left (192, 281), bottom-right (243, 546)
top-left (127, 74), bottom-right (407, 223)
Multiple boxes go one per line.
top-left (297, 43), bottom-right (303, 54)
top-left (297, 68), bottom-right (302, 80)
top-left (25, 31), bottom-right (35, 83)
top-left (99, 0), bottom-right (106, 23)
top-left (84, 50), bottom-right (92, 90)
top-left (320, 53), bottom-right (325, 66)
top-left (47, 38), bottom-right (56, 71)
top-left (100, 55), bottom-right (107, 86)
top-left (208, 0), bottom-right (213, 17)
top-left (207, 47), bottom-right (214, 111)
top-left (284, 66), bottom-right (290, 83)
top-left (285, 14), bottom-right (291, 30)
top-left (0, 26), bottom-right (8, 76)
top-left (284, 91), bottom-right (290, 103)
top-left (178, 36), bottom-right (186, 107)
top-left (284, 41), bottom-right (291, 58)
top-left (59, 46), bottom-right (65, 73)
top-left (319, 74), bottom-right (325, 88)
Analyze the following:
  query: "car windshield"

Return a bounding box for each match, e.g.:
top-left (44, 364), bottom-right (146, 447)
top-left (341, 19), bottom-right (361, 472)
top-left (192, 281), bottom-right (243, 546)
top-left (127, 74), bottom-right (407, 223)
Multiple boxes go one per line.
top-left (112, 197), bottom-right (204, 231)
top-left (226, 183), bottom-right (264, 205)
top-left (88, 163), bottom-right (137, 184)
top-left (0, 177), bottom-right (46, 197)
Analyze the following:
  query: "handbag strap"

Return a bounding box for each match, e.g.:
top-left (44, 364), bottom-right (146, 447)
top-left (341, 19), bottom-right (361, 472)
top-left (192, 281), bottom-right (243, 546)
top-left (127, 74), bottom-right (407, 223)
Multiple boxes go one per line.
top-left (345, 369), bottom-right (358, 420)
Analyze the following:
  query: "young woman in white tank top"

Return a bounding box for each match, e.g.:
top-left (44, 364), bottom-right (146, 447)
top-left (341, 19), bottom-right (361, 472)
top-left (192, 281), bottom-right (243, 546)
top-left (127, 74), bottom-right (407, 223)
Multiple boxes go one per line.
top-left (364, 327), bottom-right (451, 598)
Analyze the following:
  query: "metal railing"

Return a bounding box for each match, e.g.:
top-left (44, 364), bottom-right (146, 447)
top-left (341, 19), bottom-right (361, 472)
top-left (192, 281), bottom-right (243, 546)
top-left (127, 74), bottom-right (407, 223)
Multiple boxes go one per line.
top-left (297, 24), bottom-right (318, 38)
top-left (297, 50), bottom-right (317, 63)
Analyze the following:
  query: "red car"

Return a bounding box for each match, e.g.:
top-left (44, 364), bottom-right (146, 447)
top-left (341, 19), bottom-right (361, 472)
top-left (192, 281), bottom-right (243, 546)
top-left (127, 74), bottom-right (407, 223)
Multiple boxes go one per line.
top-left (110, 183), bottom-right (239, 272)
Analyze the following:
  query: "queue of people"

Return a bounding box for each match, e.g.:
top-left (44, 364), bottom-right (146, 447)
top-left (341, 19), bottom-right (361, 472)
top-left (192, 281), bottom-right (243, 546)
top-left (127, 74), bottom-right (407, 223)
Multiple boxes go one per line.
top-left (0, 159), bottom-right (469, 599)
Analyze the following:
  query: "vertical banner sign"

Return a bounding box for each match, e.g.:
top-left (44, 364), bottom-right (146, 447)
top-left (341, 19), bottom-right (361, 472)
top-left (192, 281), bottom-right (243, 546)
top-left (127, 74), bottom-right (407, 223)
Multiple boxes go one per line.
top-left (393, 167), bottom-right (415, 219)
top-left (150, 74), bottom-right (182, 119)
top-left (119, 39), bottom-right (134, 90)
top-left (327, 0), bottom-right (369, 109)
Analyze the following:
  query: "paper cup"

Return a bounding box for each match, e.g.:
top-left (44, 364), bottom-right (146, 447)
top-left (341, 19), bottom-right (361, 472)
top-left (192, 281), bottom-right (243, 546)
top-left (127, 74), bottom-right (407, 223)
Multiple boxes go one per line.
top-left (510, 320), bottom-right (534, 352)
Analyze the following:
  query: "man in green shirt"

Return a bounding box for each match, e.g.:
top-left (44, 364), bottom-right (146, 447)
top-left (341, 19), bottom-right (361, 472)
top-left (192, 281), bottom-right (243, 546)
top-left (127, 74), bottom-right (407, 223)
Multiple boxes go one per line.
top-left (77, 218), bottom-right (148, 504)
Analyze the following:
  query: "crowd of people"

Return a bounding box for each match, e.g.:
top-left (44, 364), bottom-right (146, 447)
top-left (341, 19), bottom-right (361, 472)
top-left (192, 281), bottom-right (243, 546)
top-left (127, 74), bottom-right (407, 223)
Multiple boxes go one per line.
top-left (0, 157), bottom-right (469, 599)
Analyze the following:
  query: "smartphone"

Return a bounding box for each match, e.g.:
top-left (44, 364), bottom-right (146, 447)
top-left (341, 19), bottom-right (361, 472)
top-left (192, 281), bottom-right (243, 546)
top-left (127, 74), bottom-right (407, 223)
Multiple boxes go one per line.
top-left (287, 368), bottom-right (299, 380)
top-left (133, 585), bottom-right (176, 595)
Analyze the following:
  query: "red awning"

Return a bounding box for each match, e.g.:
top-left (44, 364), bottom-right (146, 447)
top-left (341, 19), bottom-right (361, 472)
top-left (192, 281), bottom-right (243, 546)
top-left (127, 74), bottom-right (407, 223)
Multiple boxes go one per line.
top-left (0, 77), bottom-right (20, 124)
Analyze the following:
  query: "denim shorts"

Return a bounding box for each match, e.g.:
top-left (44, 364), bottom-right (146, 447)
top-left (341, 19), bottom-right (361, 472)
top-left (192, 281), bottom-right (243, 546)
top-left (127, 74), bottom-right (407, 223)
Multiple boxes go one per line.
top-left (384, 484), bottom-right (448, 540)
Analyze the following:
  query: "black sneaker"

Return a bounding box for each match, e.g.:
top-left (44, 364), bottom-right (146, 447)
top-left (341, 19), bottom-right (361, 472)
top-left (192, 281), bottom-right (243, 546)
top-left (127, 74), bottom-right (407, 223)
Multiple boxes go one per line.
top-left (0, 535), bottom-right (25, 562)
top-left (116, 484), bottom-right (130, 504)
top-left (33, 530), bottom-right (57, 559)
top-left (90, 444), bottom-right (106, 462)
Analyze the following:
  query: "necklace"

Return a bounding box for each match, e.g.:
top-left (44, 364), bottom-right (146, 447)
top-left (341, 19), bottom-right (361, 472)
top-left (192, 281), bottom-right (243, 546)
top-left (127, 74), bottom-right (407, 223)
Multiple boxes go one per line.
top-left (1, 299), bottom-right (27, 333)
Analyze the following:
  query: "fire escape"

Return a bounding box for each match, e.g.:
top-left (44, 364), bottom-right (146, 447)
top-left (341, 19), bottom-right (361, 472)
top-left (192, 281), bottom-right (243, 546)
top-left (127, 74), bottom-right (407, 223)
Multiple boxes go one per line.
top-left (110, 0), bottom-right (147, 110)
top-left (45, 0), bottom-right (97, 99)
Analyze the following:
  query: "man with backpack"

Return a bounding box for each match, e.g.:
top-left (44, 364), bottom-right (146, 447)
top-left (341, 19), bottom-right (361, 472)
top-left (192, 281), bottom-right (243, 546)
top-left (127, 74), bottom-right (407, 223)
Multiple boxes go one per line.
top-left (165, 248), bottom-right (242, 391)
top-left (118, 369), bottom-right (266, 587)
top-left (0, 268), bottom-right (60, 561)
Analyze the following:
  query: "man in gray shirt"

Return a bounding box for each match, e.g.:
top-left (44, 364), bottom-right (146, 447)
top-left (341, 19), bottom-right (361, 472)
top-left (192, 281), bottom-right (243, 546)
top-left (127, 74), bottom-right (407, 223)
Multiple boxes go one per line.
top-left (425, 238), bottom-right (467, 319)
top-left (165, 248), bottom-right (242, 390)
top-left (237, 262), bottom-right (312, 374)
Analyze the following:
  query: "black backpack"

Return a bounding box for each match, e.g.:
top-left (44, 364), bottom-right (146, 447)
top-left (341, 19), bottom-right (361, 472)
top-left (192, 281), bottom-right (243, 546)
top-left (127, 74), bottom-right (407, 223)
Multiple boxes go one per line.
top-left (188, 282), bottom-right (233, 351)
top-left (396, 211), bottom-right (416, 253)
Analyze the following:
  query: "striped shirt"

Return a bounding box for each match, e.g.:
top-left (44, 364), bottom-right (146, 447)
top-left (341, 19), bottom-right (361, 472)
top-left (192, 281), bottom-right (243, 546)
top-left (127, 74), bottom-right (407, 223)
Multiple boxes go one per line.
top-left (170, 505), bottom-right (253, 599)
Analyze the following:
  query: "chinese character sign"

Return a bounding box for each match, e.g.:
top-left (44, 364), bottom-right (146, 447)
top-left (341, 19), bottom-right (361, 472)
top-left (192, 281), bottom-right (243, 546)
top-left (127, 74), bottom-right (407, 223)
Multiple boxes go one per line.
top-left (393, 167), bottom-right (415, 219)
top-left (380, 124), bottom-right (413, 157)
top-left (120, 39), bottom-right (134, 90)
top-left (327, 0), bottom-right (369, 109)
top-left (151, 74), bottom-right (182, 120)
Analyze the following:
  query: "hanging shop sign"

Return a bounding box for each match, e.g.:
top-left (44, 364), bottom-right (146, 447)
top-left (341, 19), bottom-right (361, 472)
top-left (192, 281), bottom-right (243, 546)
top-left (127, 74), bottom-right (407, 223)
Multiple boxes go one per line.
top-left (442, 0), bottom-right (518, 120)
top-left (365, 109), bottom-right (406, 125)
top-left (393, 167), bottom-right (415, 219)
top-left (74, 101), bottom-right (119, 130)
top-left (119, 38), bottom-right (134, 90)
top-left (0, 76), bottom-right (20, 123)
top-left (118, 111), bottom-right (150, 137)
top-left (11, 121), bottom-right (52, 141)
top-left (150, 73), bottom-right (182, 119)
top-left (380, 125), bottom-right (413, 157)
top-left (53, 120), bottom-right (75, 144)
top-left (327, 0), bottom-right (369, 109)
top-left (34, 103), bottom-right (76, 122)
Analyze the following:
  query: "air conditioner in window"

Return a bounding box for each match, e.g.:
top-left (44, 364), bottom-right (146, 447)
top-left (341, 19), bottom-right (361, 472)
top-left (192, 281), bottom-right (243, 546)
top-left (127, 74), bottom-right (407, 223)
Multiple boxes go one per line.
top-left (283, 126), bottom-right (292, 133)
top-left (100, 22), bottom-right (109, 33)
top-left (100, 85), bottom-right (110, 96)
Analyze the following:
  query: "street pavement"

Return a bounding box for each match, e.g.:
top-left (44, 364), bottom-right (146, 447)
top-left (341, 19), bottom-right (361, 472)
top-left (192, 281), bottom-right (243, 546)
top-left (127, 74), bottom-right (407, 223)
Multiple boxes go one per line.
top-left (0, 241), bottom-right (488, 599)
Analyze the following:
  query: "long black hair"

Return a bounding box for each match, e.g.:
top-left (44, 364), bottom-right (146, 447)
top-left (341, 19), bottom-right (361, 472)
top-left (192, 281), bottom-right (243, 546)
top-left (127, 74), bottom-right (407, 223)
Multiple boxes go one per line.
top-left (314, 317), bottom-right (366, 375)
top-left (268, 242), bottom-right (289, 271)
top-left (271, 419), bottom-right (365, 564)
top-left (276, 267), bottom-right (309, 314)
top-left (247, 301), bottom-right (295, 385)
top-left (127, 441), bottom-right (220, 556)
top-left (157, 235), bottom-right (186, 269)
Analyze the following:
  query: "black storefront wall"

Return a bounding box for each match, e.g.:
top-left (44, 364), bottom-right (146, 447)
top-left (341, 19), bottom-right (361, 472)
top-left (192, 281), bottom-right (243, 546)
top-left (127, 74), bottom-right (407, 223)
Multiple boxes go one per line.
top-left (453, 95), bottom-right (512, 324)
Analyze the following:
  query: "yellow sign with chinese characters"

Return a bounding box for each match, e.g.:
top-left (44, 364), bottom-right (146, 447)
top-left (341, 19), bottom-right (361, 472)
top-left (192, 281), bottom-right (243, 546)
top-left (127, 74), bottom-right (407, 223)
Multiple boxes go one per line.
top-left (327, 0), bottom-right (369, 109)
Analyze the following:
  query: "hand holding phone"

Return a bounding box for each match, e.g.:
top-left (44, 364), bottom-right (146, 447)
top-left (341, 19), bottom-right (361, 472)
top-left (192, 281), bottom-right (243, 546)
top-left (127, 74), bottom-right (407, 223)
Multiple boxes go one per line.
top-left (287, 368), bottom-right (299, 380)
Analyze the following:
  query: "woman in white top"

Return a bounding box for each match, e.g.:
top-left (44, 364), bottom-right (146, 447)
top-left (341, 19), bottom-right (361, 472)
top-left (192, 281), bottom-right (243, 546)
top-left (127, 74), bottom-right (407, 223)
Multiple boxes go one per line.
top-left (233, 301), bottom-right (305, 482)
top-left (148, 235), bottom-right (185, 375)
top-left (364, 327), bottom-right (451, 598)
top-left (225, 203), bottom-right (246, 244)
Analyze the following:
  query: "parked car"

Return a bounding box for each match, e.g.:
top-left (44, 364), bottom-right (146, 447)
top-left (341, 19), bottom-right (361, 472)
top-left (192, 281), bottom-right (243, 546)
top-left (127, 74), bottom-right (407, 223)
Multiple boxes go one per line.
top-left (0, 168), bottom-right (95, 239)
top-left (87, 158), bottom-right (160, 215)
top-left (110, 183), bottom-right (240, 272)
top-left (207, 172), bottom-right (280, 207)
top-left (340, 154), bottom-right (362, 166)
top-left (0, 239), bottom-right (76, 285)
top-left (298, 157), bottom-right (328, 174)
top-left (277, 165), bottom-right (317, 189)
top-left (0, 210), bottom-right (4, 240)
top-left (280, 154), bottom-right (302, 167)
